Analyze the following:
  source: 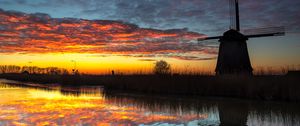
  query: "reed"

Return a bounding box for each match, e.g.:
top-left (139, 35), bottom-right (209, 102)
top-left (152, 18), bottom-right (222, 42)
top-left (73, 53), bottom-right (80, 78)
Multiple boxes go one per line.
top-left (0, 64), bottom-right (299, 101)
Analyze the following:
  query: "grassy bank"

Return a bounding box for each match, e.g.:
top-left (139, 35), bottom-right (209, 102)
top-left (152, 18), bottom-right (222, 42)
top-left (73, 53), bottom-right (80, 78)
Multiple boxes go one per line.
top-left (0, 73), bottom-right (299, 101)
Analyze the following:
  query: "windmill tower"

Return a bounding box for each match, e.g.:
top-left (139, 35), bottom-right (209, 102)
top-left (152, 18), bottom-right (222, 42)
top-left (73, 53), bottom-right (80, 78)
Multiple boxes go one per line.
top-left (199, 0), bottom-right (285, 75)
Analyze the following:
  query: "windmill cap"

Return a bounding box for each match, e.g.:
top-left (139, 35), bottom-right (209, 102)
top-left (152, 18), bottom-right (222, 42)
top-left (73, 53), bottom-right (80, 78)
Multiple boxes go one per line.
top-left (220, 29), bottom-right (248, 41)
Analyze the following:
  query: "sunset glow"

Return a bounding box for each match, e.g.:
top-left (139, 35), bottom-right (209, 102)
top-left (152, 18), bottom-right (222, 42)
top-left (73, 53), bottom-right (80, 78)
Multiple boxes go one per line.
top-left (0, 8), bottom-right (220, 74)
top-left (1, 1), bottom-right (300, 125)
top-left (0, 0), bottom-right (300, 74)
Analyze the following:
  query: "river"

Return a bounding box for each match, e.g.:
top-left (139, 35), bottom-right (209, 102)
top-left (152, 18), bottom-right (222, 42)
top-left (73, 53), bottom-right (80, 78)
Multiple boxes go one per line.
top-left (0, 79), bottom-right (299, 126)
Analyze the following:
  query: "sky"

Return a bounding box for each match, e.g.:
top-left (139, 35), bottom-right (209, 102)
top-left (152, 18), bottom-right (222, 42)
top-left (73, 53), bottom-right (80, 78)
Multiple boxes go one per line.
top-left (0, 0), bottom-right (300, 74)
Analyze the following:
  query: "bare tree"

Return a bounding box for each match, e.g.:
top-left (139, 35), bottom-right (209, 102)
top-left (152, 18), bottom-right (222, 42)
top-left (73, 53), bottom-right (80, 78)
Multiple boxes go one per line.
top-left (0, 65), bottom-right (8, 73)
top-left (153, 60), bottom-right (171, 75)
top-left (1, 65), bottom-right (69, 75)
top-left (0, 65), bottom-right (21, 73)
top-left (7, 65), bottom-right (20, 73)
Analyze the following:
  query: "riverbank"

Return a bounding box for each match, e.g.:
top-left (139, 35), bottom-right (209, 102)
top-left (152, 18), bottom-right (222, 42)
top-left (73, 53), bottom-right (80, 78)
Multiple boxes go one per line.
top-left (0, 73), bottom-right (299, 101)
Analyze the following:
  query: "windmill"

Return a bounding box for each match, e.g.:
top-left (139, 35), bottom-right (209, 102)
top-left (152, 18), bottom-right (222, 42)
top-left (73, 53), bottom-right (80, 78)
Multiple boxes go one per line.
top-left (198, 0), bottom-right (285, 75)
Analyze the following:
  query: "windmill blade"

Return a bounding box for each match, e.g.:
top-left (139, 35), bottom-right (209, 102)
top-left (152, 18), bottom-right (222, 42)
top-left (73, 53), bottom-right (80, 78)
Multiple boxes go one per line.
top-left (242, 26), bottom-right (285, 38)
top-left (245, 32), bottom-right (285, 38)
top-left (197, 39), bottom-right (219, 47)
top-left (229, 0), bottom-right (240, 31)
top-left (229, 0), bottom-right (236, 30)
top-left (198, 36), bottom-right (222, 41)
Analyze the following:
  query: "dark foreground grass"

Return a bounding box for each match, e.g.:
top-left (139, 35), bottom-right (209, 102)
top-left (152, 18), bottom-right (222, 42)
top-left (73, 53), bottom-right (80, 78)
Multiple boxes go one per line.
top-left (0, 73), bottom-right (299, 101)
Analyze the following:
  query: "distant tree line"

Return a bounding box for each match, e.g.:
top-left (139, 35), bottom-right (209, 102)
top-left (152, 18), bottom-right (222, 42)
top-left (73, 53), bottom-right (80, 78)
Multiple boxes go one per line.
top-left (0, 65), bottom-right (69, 75)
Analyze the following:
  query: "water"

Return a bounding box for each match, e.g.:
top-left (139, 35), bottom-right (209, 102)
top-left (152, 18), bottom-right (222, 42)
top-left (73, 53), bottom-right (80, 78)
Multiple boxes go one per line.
top-left (0, 79), bottom-right (299, 126)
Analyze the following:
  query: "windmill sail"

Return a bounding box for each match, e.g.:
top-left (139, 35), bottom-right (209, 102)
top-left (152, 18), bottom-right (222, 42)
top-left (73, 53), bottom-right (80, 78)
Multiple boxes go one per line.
top-left (196, 0), bottom-right (285, 75)
top-left (242, 26), bottom-right (285, 38)
top-left (198, 0), bottom-right (240, 41)
top-left (229, 0), bottom-right (240, 31)
top-left (198, 36), bottom-right (222, 41)
top-left (198, 26), bottom-right (285, 41)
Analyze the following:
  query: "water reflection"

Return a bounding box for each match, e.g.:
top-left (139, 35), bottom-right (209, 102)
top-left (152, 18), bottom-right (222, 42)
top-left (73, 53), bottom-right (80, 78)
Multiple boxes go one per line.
top-left (0, 79), bottom-right (300, 126)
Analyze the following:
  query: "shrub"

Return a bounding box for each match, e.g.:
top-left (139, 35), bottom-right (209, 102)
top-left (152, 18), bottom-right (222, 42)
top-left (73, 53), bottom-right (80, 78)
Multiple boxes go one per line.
top-left (153, 60), bottom-right (171, 75)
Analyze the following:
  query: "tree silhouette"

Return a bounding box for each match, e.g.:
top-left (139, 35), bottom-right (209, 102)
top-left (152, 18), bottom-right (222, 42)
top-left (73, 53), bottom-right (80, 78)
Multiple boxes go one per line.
top-left (0, 65), bottom-right (21, 73)
top-left (153, 60), bottom-right (171, 75)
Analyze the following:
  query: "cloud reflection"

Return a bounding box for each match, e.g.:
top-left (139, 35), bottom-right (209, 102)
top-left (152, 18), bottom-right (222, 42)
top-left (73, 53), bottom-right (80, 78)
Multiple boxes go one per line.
top-left (0, 83), bottom-right (212, 125)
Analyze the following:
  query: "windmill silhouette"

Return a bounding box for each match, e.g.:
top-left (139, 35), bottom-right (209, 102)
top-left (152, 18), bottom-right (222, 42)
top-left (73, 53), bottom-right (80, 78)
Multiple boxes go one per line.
top-left (199, 0), bottom-right (285, 75)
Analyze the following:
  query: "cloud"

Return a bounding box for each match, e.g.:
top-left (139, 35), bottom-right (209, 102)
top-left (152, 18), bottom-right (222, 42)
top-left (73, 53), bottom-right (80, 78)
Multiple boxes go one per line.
top-left (1, 0), bottom-right (299, 36)
top-left (0, 9), bottom-right (217, 60)
top-left (76, 0), bottom-right (300, 34)
top-left (0, 0), bottom-right (230, 36)
top-left (171, 56), bottom-right (216, 61)
top-left (138, 59), bottom-right (156, 62)
top-left (239, 0), bottom-right (300, 32)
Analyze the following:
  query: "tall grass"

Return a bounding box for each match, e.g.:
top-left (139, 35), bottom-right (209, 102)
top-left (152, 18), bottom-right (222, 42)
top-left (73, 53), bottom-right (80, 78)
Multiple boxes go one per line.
top-left (0, 64), bottom-right (300, 101)
top-left (1, 64), bottom-right (299, 76)
top-left (253, 65), bottom-right (300, 75)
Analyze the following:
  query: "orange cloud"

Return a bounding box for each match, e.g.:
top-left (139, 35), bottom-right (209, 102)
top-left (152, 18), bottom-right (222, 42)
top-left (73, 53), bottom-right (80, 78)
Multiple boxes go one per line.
top-left (0, 9), bottom-right (215, 60)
